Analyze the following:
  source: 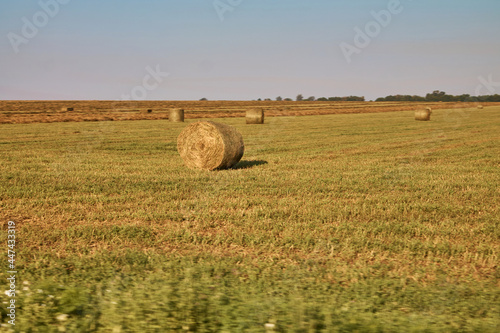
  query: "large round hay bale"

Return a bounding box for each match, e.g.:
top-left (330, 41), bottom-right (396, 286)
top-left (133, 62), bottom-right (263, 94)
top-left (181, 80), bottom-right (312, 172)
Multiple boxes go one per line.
top-left (246, 109), bottom-right (265, 124)
top-left (415, 108), bottom-right (432, 121)
top-left (477, 105), bottom-right (484, 109)
top-left (61, 107), bottom-right (74, 112)
top-left (177, 121), bottom-right (244, 170)
top-left (169, 108), bottom-right (184, 122)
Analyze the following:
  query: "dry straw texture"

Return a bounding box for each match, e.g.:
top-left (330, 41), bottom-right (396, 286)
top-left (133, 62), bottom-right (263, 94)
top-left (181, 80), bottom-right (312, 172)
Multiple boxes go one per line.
top-left (177, 121), bottom-right (244, 171)
top-left (169, 108), bottom-right (184, 122)
top-left (415, 108), bottom-right (432, 121)
top-left (246, 109), bottom-right (265, 124)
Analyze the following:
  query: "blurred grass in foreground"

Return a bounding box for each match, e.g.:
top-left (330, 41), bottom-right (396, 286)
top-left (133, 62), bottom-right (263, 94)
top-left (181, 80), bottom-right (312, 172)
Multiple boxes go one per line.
top-left (1, 106), bottom-right (499, 332)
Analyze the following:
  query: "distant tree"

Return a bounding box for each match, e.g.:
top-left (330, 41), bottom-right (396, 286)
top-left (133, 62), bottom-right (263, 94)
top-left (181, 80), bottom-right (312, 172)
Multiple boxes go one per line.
top-left (326, 96), bottom-right (365, 102)
top-left (458, 94), bottom-right (471, 102)
top-left (484, 94), bottom-right (500, 102)
top-left (199, 97), bottom-right (208, 101)
top-left (257, 98), bottom-right (262, 101)
top-left (346, 96), bottom-right (365, 101)
top-left (264, 98), bottom-right (272, 101)
top-left (276, 96), bottom-right (283, 101)
top-left (284, 98), bottom-right (293, 101)
top-left (296, 94), bottom-right (303, 101)
top-left (426, 90), bottom-right (447, 101)
top-left (376, 95), bottom-right (425, 102)
top-left (317, 97), bottom-right (328, 101)
top-left (307, 96), bottom-right (316, 101)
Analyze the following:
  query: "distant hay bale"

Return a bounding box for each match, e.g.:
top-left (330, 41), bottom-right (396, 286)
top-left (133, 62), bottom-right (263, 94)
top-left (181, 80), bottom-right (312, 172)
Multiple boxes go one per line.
top-left (477, 105), bottom-right (484, 109)
top-left (415, 108), bottom-right (432, 121)
top-left (147, 109), bottom-right (153, 113)
top-left (177, 121), bottom-right (244, 171)
top-left (169, 108), bottom-right (184, 122)
top-left (61, 107), bottom-right (74, 111)
top-left (246, 109), bottom-right (265, 124)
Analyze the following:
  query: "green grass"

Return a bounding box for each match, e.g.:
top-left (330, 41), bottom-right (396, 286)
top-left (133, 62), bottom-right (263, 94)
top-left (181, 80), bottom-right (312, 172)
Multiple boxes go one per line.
top-left (1, 107), bottom-right (499, 332)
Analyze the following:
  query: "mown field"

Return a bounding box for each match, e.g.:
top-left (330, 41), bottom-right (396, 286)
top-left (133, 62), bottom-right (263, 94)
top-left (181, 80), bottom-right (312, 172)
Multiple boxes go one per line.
top-left (1, 105), bottom-right (499, 332)
top-left (2, 100), bottom-right (497, 124)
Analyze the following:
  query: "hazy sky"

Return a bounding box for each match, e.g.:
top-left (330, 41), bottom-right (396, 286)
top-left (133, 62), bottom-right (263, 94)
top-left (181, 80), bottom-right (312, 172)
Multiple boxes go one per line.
top-left (1, 0), bottom-right (499, 101)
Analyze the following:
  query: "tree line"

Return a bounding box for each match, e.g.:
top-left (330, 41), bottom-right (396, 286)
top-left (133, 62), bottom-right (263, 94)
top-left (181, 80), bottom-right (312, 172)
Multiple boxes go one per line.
top-left (199, 91), bottom-right (500, 102)
top-left (376, 90), bottom-right (500, 102)
top-left (267, 95), bottom-right (365, 102)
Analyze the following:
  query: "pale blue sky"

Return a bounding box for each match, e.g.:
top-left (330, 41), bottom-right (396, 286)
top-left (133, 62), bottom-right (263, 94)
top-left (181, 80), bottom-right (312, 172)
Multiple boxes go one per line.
top-left (1, 0), bottom-right (499, 100)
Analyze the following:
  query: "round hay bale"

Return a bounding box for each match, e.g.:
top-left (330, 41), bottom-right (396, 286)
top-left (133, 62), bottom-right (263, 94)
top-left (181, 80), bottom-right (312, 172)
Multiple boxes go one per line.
top-left (246, 109), bottom-right (265, 124)
top-left (477, 105), bottom-right (484, 109)
top-left (147, 109), bottom-right (153, 113)
top-left (169, 108), bottom-right (184, 122)
top-left (177, 121), bottom-right (244, 171)
top-left (415, 108), bottom-right (432, 121)
top-left (61, 107), bottom-right (74, 112)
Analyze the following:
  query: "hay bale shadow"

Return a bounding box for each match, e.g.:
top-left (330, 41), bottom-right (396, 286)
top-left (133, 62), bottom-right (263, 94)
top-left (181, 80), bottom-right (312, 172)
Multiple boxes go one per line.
top-left (232, 160), bottom-right (268, 170)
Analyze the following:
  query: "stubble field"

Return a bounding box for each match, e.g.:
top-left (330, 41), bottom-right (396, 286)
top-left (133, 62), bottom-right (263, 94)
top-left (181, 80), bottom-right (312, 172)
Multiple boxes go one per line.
top-left (0, 102), bottom-right (499, 332)
top-left (2, 100), bottom-right (497, 124)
